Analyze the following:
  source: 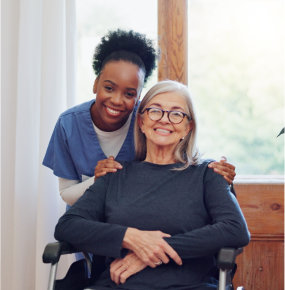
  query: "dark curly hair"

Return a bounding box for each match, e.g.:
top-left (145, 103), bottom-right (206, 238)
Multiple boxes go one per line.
top-left (92, 29), bottom-right (157, 84)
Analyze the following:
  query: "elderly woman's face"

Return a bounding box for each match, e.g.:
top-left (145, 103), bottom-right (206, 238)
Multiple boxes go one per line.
top-left (139, 92), bottom-right (192, 149)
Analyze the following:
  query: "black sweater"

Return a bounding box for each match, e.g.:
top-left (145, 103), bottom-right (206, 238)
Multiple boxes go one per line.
top-left (55, 160), bottom-right (250, 289)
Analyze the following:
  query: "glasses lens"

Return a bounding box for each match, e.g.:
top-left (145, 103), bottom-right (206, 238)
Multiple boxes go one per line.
top-left (169, 111), bottom-right (184, 124)
top-left (148, 108), bottom-right (163, 121)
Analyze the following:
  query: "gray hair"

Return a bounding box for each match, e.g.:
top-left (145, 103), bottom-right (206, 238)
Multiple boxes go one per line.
top-left (134, 80), bottom-right (200, 169)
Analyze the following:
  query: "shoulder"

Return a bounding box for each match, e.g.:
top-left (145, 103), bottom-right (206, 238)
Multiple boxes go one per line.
top-left (59, 99), bottom-right (95, 120)
top-left (55, 100), bottom-right (95, 131)
top-left (186, 159), bottom-right (215, 173)
top-left (185, 159), bottom-right (224, 183)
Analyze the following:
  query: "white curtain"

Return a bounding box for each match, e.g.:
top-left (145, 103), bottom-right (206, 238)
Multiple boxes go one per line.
top-left (1, 0), bottom-right (77, 289)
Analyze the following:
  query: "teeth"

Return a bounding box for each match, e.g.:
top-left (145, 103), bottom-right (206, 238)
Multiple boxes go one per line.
top-left (155, 128), bottom-right (171, 134)
top-left (106, 107), bottom-right (120, 116)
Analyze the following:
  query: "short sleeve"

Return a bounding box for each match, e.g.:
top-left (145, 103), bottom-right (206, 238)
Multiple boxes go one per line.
top-left (43, 118), bottom-right (80, 180)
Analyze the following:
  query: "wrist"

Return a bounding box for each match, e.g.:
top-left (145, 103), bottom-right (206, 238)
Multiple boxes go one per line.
top-left (122, 227), bottom-right (138, 250)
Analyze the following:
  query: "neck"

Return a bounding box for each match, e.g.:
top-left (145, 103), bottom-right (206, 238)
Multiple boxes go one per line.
top-left (144, 146), bottom-right (176, 165)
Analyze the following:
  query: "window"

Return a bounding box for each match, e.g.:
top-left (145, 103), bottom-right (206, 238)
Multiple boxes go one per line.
top-left (76, 0), bottom-right (158, 103)
top-left (188, 0), bottom-right (284, 175)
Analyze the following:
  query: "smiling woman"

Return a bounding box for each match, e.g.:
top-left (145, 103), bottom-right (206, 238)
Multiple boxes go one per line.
top-left (135, 81), bottom-right (199, 168)
top-left (138, 92), bottom-right (192, 164)
top-left (91, 61), bottom-right (143, 132)
top-left (43, 29), bottom-right (158, 206)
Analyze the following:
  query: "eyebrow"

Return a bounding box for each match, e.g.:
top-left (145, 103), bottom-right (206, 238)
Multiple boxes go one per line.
top-left (103, 80), bottom-right (137, 92)
top-left (148, 102), bottom-right (185, 111)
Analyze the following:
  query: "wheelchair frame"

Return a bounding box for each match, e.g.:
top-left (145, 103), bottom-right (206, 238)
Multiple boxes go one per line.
top-left (43, 241), bottom-right (244, 290)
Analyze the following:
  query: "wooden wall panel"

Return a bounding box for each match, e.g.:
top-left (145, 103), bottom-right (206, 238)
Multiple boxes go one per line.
top-left (158, 0), bottom-right (188, 84)
top-left (234, 241), bottom-right (284, 290)
top-left (233, 183), bottom-right (284, 289)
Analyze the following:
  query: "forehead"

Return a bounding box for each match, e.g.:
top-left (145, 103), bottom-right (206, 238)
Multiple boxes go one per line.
top-left (147, 91), bottom-right (188, 110)
top-left (100, 60), bottom-right (143, 88)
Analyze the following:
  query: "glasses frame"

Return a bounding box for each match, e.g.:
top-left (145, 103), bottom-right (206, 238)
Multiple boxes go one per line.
top-left (141, 107), bottom-right (191, 124)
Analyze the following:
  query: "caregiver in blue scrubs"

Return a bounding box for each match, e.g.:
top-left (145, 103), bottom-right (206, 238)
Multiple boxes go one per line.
top-left (43, 29), bottom-right (236, 206)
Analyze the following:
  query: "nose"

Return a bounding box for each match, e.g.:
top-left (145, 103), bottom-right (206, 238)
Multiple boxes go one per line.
top-left (110, 92), bottom-right (123, 106)
top-left (159, 111), bottom-right (170, 123)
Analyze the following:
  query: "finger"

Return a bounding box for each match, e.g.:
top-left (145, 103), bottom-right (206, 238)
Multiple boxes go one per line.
top-left (110, 260), bottom-right (121, 283)
top-left (220, 156), bottom-right (227, 162)
top-left (213, 167), bottom-right (235, 179)
top-left (209, 161), bottom-right (235, 170)
top-left (224, 176), bottom-right (232, 184)
top-left (209, 163), bottom-right (236, 178)
top-left (97, 161), bottom-right (122, 170)
top-left (111, 264), bottom-right (128, 285)
top-left (120, 269), bottom-right (132, 284)
top-left (105, 160), bottom-right (123, 169)
top-left (163, 244), bottom-right (182, 266)
top-left (212, 168), bottom-right (235, 184)
top-left (97, 168), bottom-right (118, 175)
top-left (160, 232), bottom-right (171, 238)
top-left (157, 252), bottom-right (169, 264)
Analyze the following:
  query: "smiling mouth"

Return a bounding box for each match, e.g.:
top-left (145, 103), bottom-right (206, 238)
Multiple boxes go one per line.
top-left (106, 106), bottom-right (122, 116)
top-left (154, 128), bottom-right (172, 135)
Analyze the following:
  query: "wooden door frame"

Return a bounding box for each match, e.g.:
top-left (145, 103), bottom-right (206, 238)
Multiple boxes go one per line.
top-left (158, 0), bottom-right (188, 84)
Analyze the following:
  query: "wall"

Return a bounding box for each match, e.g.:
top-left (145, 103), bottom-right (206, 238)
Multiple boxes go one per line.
top-left (233, 180), bottom-right (284, 289)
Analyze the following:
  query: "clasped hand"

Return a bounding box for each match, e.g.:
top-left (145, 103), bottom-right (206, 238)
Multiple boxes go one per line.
top-left (110, 228), bottom-right (182, 285)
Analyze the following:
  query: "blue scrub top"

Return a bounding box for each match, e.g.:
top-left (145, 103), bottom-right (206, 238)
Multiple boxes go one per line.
top-left (43, 100), bottom-right (138, 181)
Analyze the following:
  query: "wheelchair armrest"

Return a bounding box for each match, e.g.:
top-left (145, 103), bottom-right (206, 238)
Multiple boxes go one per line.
top-left (217, 247), bottom-right (243, 271)
top-left (42, 241), bottom-right (80, 265)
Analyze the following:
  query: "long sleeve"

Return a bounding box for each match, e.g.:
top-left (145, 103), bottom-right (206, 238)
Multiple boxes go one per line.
top-left (54, 176), bottom-right (128, 258)
top-left (165, 168), bottom-right (250, 259)
top-left (59, 176), bottom-right (95, 206)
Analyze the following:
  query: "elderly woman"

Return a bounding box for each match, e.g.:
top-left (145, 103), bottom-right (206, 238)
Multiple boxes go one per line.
top-left (55, 80), bottom-right (250, 290)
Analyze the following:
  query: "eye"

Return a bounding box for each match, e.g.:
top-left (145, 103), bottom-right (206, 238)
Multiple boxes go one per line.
top-left (171, 111), bottom-right (184, 118)
top-left (125, 91), bottom-right (136, 99)
top-left (148, 108), bottom-right (163, 117)
top-left (149, 108), bottom-right (162, 114)
top-left (104, 86), bottom-right (113, 92)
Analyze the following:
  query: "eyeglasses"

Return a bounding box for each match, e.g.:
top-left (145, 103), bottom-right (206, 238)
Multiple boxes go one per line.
top-left (141, 107), bottom-right (191, 124)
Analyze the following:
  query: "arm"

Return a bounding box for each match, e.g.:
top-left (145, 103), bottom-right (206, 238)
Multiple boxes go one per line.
top-left (59, 177), bottom-right (94, 206)
top-left (59, 155), bottom-right (123, 205)
top-left (55, 175), bottom-right (182, 267)
top-left (54, 176), bottom-right (128, 258)
top-left (164, 169), bottom-right (250, 259)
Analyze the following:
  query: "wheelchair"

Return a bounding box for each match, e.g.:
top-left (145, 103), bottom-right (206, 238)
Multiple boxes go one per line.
top-left (43, 241), bottom-right (244, 290)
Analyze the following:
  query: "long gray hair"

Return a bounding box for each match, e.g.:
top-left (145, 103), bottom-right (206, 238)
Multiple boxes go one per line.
top-left (134, 80), bottom-right (200, 169)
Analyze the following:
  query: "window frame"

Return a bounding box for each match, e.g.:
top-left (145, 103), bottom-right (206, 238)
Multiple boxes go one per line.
top-left (157, 0), bottom-right (284, 183)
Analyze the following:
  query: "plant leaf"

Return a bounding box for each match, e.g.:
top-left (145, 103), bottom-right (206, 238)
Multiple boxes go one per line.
top-left (277, 127), bottom-right (284, 137)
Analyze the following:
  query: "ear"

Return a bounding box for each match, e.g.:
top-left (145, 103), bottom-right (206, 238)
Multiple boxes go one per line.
top-left (93, 77), bottom-right (99, 94)
top-left (137, 114), bottom-right (145, 133)
top-left (185, 120), bottom-right (193, 136)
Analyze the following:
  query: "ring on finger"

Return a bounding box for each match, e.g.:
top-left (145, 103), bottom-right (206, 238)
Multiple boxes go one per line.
top-left (154, 260), bottom-right (162, 266)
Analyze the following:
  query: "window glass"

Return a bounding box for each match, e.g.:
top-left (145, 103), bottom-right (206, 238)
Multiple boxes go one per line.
top-left (76, 0), bottom-right (158, 103)
top-left (188, 0), bottom-right (284, 175)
